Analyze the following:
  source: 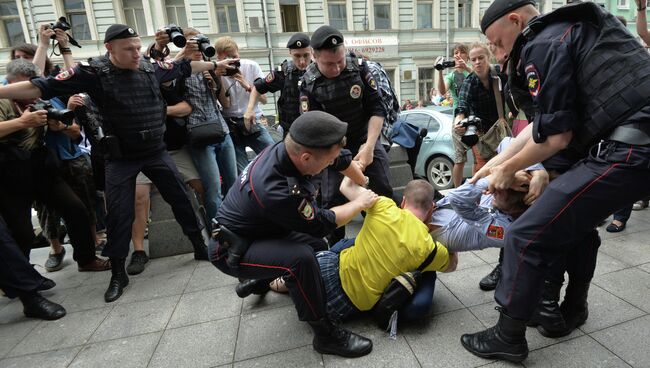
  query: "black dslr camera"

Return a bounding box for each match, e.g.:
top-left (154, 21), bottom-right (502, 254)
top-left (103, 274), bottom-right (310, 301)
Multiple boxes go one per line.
top-left (435, 59), bottom-right (456, 71)
top-left (164, 24), bottom-right (186, 47)
top-left (30, 99), bottom-right (75, 126)
top-left (192, 34), bottom-right (215, 58)
top-left (48, 17), bottom-right (71, 39)
top-left (225, 60), bottom-right (241, 76)
top-left (459, 115), bottom-right (482, 146)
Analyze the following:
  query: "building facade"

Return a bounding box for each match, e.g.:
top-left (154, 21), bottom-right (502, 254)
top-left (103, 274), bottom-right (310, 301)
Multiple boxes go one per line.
top-left (0, 0), bottom-right (645, 116)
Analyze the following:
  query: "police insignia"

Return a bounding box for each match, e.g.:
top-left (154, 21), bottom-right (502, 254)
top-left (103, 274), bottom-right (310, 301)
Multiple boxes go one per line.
top-left (298, 199), bottom-right (315, 220)
top-left (300, 96), bottom-right (309, 112)
top-left (525, 64), bottom-right (540, 97)
top-left (265, 72), bottom-right (275, 83)
top-left (350, 85), bottom-right (362, 99)
top-left (487, 224), bottom-right (505, 240)
top-left (365, 74), bottom-right (377, 91)
top-left (157, 60), bottom-right (174, 70)
top-left (55, 67), bottom-right (75, 80)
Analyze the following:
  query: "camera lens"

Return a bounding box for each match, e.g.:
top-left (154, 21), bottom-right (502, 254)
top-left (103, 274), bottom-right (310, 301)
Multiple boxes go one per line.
top-left (200, 43), bottom-right (215, 58)
top-left (170, 31), bottom-right (186, 48)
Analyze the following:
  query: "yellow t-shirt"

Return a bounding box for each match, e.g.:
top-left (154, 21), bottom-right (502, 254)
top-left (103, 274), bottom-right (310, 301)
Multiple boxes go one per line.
top-left (339, 197), bottom-right (450, 311)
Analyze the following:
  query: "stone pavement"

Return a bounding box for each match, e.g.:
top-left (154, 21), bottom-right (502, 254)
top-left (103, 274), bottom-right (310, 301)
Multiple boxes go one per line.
top-left (2, 210), bottom-right (650, 368)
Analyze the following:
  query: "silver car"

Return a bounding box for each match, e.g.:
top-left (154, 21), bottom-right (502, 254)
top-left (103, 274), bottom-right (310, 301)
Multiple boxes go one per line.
top-left (399, 106), bottom-right (474, 190)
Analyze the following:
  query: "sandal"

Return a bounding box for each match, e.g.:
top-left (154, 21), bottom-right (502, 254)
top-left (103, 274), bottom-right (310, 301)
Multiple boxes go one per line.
top-left (269, 277), bottom-right (289, 293)
top-left (605, 222), bottom-right (626, 233)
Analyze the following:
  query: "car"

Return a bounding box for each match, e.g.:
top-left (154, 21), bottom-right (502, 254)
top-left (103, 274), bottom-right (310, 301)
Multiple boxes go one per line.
top-left (398, 106), bottom-right (474, 190)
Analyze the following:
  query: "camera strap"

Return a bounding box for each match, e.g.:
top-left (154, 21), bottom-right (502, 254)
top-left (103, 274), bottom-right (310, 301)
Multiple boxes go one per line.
top-left (490, 66), bottom-right (505, 121)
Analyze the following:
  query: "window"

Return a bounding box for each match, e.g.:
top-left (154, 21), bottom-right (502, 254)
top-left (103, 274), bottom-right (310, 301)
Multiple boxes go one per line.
top-left (374, 1), bottom-right (391, 29)
top-left (64, 0), bottom-right (91, 40)
top-left (122, 0), bottom-right (147, 35)
top-left (457, 0), bottom-right (472, 28)
top-left (417, 1), bottom-right (433, 29)
top-left (405, 113), bottom-right (432, 130)
top-left (280, 0), bottom-right (300, 32)
top-left (617, 0), bottom-right (628, 8)
top-left (165, 0), bottom-right (187, 28)
top-left (418, 67), bottom-right (434, 103)
top-left (0, 0), bottom-right (24, 47)
top-left (215, 0), bottom-right (239, 32)
top-left (328, 1), bottom-right (347, 30)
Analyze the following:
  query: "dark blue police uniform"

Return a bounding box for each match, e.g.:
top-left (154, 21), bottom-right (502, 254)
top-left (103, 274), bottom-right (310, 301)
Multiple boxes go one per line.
top-left (254, 60), bottom-right (305, 135)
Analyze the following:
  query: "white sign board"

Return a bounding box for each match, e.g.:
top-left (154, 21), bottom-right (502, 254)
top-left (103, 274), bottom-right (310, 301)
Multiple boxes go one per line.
top-left (344, 36), bottom-right (399, 58)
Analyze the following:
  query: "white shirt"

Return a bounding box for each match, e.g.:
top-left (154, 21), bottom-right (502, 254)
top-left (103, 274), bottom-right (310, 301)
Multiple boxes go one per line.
top-left (220, 59), bottom-right (265, 118)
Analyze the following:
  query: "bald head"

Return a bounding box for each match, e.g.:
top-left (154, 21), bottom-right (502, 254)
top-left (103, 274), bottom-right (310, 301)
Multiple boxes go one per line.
top-left (483, 4), bottom-right (539, 65)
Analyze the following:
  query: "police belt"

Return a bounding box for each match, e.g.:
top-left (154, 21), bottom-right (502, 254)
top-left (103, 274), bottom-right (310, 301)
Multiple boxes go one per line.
top-left (607, 123), bottom-right (650, 146)
top-left (138, 127), bottom-right (164, 142)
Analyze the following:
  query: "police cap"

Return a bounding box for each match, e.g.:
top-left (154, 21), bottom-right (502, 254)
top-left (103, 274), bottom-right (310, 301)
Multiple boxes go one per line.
top-left (289, 111), bottom-right (348, 148)
top-left (480, 0), bottom-right (536, 33)
top-left (287, 33), bottom-right (310, 49)
top-left (310, 25), bottom-right (344, 50)
top-left (104, 23), bottom-right (139, 43)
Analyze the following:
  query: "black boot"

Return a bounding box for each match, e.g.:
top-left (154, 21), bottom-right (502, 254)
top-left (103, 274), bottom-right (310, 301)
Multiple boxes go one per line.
top-left (479, 263), bottom-right (502, 291)
top-left (308, 318), bottom-right (373, 358)
top-left (528, 281), bottom-right (568, 337)
top-left (235, 279), bottom-right (271, 298)
top-left (104, 258), bottom-right (129, 303)
top-left (20, 291), bottom-right (66, 320)
top-left (559, 281), bottom-right (590, 335)
top-left (188, 232), bottom-right (208, 261)
top-left (461, 307), bottom-right (528, 363)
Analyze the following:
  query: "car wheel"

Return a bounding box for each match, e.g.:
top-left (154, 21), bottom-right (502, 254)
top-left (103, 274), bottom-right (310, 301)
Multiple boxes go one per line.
top-left (426, 156), bottom-right (454, 191)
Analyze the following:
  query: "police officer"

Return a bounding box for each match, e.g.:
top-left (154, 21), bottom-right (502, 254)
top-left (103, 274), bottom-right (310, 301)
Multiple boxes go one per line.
top-left (300, 25), bottom-right (393, 243)
top-left (0, 24), bottom-right (238, 303)
top-left (210, 111), bottom-right (374, 358)
top-left (460, 1), bottom-right (650, 363)
top-left (245, 32), bottom-right (312, 136)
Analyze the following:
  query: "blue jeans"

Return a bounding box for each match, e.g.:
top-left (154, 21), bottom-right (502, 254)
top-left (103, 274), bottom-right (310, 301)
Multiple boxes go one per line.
top-left (230, 124), bottom-right (274, 172)
top-left (189, 134), bottom-right (237, 220)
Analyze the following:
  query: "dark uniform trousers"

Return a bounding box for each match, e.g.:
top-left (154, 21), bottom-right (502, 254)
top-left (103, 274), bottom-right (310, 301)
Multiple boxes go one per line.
top-left (497, 142), bottom-right (650, 320)
top-left (209, 231), bottom-right (327, 321)
top-left (0, 215), bottom-right (51, 298)
top-left (102, 150), bottom-right (201, 259)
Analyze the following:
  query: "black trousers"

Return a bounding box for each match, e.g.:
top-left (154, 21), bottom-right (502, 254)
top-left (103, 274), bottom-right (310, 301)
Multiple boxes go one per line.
top-left (209, 232), bottom-right (327, 321)
top-left (102, 151), bottom-right (202, 259)
top-left (497, 142), bottom-right (650, 320)
top-left (0, 150), bottom-right (95, 264)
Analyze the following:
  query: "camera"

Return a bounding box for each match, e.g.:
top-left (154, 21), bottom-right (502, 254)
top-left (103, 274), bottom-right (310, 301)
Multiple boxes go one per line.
top-left (164, 24), bottom-right (186, 48)
top-left (192, 34), bottom-right (215, 58)
top-left (459, 115), bottom-right (482, 146)
top-left (225, 60), bottom-right (241, 76)
top-left (435, 60), bottom-right (456, 71)
top-left (48, 17), bottom-right (71, 39)
top-left (31, 99), bottom-right (75, 126)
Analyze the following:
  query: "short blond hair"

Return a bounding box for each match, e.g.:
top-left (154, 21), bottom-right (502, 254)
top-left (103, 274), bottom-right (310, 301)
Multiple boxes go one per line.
top-left (214, 36), bottom-right (239, 55)
top-left (469, 42), bottom-right (491, 58)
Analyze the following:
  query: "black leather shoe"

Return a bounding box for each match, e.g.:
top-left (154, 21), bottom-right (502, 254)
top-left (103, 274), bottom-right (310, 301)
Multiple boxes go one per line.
top-left (235, 279), bottom-right (270, 298)
top-left (20, 292), bottom-right (66, 320)
top-left (126, 251), bottom-right (149, 275)
top-left (37, 277), bottom-right (56, 291)
top-left (528, 281), bottom-right (568, 337)
top-left (308, 318), bottom-right (373, 358)
top-left (104, 258), bottom-right (129, 303)
top-left (461, 308), bottom-right (528, 363)
top-left (557, 281), bottom-right (590, 336)
top-left (188, 232), bottom-right (209, 261)
top-left (479, 263), bottom-right (502, 291)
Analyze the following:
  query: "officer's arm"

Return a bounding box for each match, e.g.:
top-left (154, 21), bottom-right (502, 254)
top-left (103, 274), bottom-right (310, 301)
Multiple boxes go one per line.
top-left (167, 101), bottom-right (192, 117)
top-left (0, 81), bottom-right (43, 100)
top-left (448, 178), bottom-right (494, 223)
top-left (333, 177), bottom-right (379, 227)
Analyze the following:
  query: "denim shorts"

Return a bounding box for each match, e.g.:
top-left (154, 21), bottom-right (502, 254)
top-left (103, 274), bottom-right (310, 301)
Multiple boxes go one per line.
top-left (316, 250), bottom-right (358, 322)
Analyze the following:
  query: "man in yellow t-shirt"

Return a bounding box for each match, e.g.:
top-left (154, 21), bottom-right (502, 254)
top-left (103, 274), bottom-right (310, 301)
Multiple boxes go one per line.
top-left (317, 177), bottom-right (458, 322)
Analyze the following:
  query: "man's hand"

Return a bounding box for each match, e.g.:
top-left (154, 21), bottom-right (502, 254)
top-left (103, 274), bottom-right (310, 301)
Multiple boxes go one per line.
top-left (46, 118), bottom-right (67, 132)
top-left (354, 188), bottom-right (379, 210)
top-left (20, 109), bottom-right (47, 128)
top-left (454, 55), bottom-right (472, 73)
top-left (454, 121), bottom-right (466, 135)
top-left (215, 58), bottom-right (239, 76)
top-left (353, 143), bottom-right (374, 170)
top-left (54, 29), bottom-right (69, 48)
top-left (39, 24), bottom-right (54, 46)
top-left (510, 170), bottom-right (532, 192)
top-left (443, 252), bottom-right (458, 273)
top-left (524, 170), bottom-right (549, 205)
top-left (66, 94), bottom-right (85, 111)
top-left (487, 164), bottom-right (517, 193)
top-left (243, 109), bottom-right (256, 129)
top-left (154, 29), bottom-right (170, 50)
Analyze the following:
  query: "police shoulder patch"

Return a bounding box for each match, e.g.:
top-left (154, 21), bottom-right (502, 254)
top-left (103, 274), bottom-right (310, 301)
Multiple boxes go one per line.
top-left (487, 224), bottom-right (505, 240)
top-left (265, 71), bottom-right (275, 83)
top-left (350, 85), bottom-right (362, 99)
top-left (298, 199), bottom-right (315, 220)
top-left (365, 73), bottom-right (377, 91)
top-left (525, 64), bottom-right (540, 98)
top-left (156, 60), bottom-right (174, 70)
top-left (55, 67), bottom-right (75, 81)
top-left (300, 95), bottom-right (309, 113)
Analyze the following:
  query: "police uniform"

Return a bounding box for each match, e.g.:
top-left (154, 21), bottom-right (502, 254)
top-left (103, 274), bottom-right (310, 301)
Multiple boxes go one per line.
top-left (461, 1), bottom-right (650, 362)
top-left (299, 26), bottom-right (393, 242)
top-left (29, 24), bottom-right (205, 303)
top-left (254, 33), bottom-right (310, 135)
top-left (209, 111), bottom-right (373, 357)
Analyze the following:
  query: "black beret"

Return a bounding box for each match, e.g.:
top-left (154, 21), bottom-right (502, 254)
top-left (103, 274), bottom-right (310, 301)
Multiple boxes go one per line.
top-left (289, 111), bottom-right (348, 148)
top-left (480, 0), bottom-right (536, 33)
top-left (287, 33), bottom-right (310, 49)
top-left (104, 23), bottom-right (138, 43)
top-left (310, 25), bottom-right (344, 50)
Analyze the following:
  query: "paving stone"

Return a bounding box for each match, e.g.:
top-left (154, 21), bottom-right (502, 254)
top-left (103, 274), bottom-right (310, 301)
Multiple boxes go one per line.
top-left (115, 270), bottom-right (192, 304)
top-left (578, 284), bottom-right (645, 333)
top-left (0, 346), bottom-right (80, 368)
top-left (455, 251), bottom-right (490, 271)
top-left (0, 319), bottom-right (40, 358)
top-left (149, 317), bottom-right (238, 368)
top-left (57, 283), bottom-right (113, 313)
top-left (593, 252), bottom-right (632, 276)
top-left (234, 346), bottom-right (322, 368)
top-left (476, 362), bottom-right (522, 367)
top-left (139, 252), bottom-right (198, 278)
top-left (468, 302), bottom-right (583, 351)
top-left (431, 281), bottom-right (465, 315)
top-left (38, 265), bottom-right (89, 291)
top-left (471, 247), bottom-right (502, 264)
top-left (184, 263), bottom-right (239, 293)
top-left (597, 216), bottom-right (649, 241)
top-left (592, 268), bottom-right (650, 312)
top-left (592, 315), bottom-right (650, 368)
top-left (438, 264), bottom-right (496, 307)
top-left (169, 285), bottom-right (243, 328)
top-left (0, 288), bottom-right (69, 325)
top-left (637, 262), bottom-right (650, 274)
top-left (323, 330), bottom-right (420, 368)
top-left (525, 335), bottom-right (629, 368)
top-left (68, 332), bottom-right (161, 368)
top-left (235, 305), bottom-right (312, 361)
top-left (89, 295), bottom-right (178, 343)
top-left (598, 229), bottom-right (650, 266)
top-left (8, 307), bottom-right (112, 356)
top-left (80, 268), bottom-right (112, 286)
top-left (241, 290), bottom-right (294, 315)
top-left (404, 309), bottom-right (490, 368)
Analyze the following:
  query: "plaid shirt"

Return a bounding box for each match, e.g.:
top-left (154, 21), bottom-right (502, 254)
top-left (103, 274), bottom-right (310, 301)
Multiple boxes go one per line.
top-left (366, 60), bottom-right (400, 143)
top-left (184, 73), bottom-right (229, 133)
top-left (456, 69), bottom-right (503, 132)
